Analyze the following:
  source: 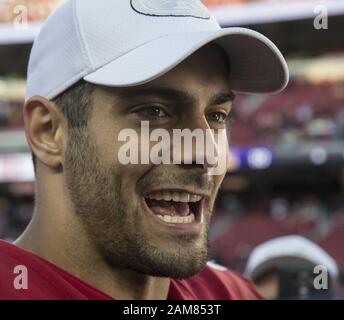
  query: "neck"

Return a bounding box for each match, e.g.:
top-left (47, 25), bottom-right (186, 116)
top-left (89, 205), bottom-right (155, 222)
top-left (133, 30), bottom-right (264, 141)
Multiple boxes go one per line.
top-left (15, 198), bottom-right (170, 300)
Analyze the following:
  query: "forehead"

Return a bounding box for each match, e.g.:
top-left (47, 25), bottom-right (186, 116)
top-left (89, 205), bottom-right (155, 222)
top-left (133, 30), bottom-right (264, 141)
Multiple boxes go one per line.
top-left (94, 43), bottom-right (231, 102)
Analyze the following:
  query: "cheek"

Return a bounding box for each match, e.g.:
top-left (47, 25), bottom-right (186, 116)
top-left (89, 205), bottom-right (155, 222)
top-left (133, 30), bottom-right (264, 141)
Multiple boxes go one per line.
top-left (213, 173), bottom-right (225, 191)
top-left (90, 116), bottom-right (156, 170)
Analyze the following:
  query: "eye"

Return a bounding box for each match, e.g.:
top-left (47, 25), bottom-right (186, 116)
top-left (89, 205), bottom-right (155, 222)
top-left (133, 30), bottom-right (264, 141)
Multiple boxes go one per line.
top-left (207, 111), bottom-right (228, 124)
top-left (137, 106), bottom-right (169, 119)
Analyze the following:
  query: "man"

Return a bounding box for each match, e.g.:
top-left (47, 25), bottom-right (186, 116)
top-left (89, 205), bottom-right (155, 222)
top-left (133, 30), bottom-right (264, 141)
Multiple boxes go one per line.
top-left (0, 0), bottom-right (288, 299)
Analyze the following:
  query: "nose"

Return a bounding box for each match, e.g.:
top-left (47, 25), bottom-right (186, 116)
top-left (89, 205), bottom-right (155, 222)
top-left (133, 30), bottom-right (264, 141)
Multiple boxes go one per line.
top-left (172, 115), bottom-right (227, 173)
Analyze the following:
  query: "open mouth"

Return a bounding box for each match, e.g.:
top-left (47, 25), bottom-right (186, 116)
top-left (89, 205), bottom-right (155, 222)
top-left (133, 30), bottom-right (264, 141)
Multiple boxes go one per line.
top-left (143, 190), bottom-right (203, 224)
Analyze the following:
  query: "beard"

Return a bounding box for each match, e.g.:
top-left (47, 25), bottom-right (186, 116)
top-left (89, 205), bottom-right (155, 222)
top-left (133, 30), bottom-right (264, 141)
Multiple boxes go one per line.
top-left (64, 127), bottom-right (215, 279)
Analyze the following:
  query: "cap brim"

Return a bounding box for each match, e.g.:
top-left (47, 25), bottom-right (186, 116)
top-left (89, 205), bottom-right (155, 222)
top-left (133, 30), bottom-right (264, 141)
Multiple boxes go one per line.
top-left (84, 27), bottom-right (289, 94)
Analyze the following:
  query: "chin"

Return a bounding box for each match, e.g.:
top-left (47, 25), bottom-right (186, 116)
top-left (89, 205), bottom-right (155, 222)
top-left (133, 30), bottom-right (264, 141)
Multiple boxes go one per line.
top-left (136, 244), bottom-right (210, 279)
top-left (141, 261), bottom-right (207, 279)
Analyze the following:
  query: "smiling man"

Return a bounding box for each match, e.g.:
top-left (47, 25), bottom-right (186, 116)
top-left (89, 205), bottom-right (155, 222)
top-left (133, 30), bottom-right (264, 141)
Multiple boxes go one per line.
top-left (0, 0), bottom-right (288, 300)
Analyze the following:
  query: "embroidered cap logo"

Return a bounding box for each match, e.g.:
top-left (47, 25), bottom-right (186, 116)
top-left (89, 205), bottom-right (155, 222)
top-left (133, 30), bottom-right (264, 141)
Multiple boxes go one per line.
top-left (131, 0), bottom-right (211, 19)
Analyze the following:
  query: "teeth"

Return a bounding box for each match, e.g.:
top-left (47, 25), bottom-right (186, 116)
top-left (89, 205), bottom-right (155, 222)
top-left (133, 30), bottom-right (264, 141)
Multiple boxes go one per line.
top-left (180, 193), bottom-right (190, 202)
top-left (147, 191), bottom-right (202, 203)
top-left (156, 214), bottom-right (195, 224)
top-left (153, 192), bottom-right (163, 200)
top-left (163, 191), bottom-right (172, 201)
top-left (190, 195), bottom-right (201, 202)
top-left (172, 192), bottom-right (180, 202)
top-left (171, 216), bottom-right (179, 223)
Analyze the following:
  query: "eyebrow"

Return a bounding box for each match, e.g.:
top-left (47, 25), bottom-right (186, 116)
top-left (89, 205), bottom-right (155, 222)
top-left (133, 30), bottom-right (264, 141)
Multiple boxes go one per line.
top-left (114, 86), bottom-right (236, 106)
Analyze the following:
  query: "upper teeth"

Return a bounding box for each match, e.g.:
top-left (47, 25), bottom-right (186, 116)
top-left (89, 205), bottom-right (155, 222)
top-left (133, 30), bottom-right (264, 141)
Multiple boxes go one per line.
top-left (146, 191), bottom-right (202, 203)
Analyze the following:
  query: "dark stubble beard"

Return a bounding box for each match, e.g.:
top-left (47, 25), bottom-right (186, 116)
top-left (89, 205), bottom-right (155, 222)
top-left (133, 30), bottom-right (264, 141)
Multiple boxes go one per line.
top-left (64, 127), bottom-right (212, 279)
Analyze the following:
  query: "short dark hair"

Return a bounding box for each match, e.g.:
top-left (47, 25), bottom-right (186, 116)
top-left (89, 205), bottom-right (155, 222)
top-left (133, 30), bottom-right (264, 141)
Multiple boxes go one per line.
top-left (31, 80), bottom-right (94, 170)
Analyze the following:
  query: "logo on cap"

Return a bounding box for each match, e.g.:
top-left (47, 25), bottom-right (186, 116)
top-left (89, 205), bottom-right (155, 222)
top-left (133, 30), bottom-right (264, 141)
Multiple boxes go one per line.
top-left (131, 0), bottom-right (210, 19)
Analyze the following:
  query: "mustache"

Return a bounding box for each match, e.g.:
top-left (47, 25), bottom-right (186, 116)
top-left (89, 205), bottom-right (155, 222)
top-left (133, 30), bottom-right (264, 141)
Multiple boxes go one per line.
top-left (140, 171), bottom-right (215, 192)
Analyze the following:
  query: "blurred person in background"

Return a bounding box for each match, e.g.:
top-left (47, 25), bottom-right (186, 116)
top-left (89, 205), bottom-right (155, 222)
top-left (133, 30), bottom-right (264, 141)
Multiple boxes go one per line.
top-left (245, 235), bottom-right (339, 300)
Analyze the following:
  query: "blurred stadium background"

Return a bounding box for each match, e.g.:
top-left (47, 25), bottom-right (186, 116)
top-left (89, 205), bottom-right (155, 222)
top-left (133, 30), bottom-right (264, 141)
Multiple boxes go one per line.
top-left (0, 0), bottom-right (344, 298)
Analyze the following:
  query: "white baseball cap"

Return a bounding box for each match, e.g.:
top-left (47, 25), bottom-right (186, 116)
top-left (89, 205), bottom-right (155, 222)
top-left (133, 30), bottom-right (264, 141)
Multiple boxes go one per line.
top-left (26, 0), bottom-right (289, 101)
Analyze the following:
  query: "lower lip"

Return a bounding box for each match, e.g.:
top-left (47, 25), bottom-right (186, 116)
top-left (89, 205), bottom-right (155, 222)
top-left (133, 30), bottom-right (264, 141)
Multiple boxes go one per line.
top-left (141, 198), bottom-right (204, 233)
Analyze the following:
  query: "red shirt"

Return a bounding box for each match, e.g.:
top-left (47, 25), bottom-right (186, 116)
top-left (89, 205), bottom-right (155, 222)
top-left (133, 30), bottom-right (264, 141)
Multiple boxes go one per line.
top-left (0, 240), bottom-right (262, 300)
